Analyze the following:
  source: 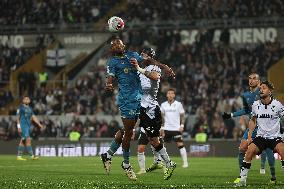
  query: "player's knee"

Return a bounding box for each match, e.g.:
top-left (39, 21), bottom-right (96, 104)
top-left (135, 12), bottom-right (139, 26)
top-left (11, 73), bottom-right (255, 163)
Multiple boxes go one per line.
top-left (149, 138), bottom-right (160, 148)
top-left (115, 130), bottom-right (124, 143)
top-left (177, 142), bottom-right (184, 148)
top-left (152, 142), bottom-right (163, 152)
top-left (246, 148), bottom-right (256, 159)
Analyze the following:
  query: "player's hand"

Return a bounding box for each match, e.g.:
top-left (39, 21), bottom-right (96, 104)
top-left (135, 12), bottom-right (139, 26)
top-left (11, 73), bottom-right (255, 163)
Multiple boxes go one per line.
top-left (105, 83), bottom-right (114, 91)
top-left (164, 65), bottom-right (175, 79)
top-left (222, 112), bottom-right (232, 120)
top-left (160, 129), bottom-right (165, 138)
top-left (247, 138), bottom-right (252, 145)
top-left (179, 126), bottom-right (184, 133)
top-left (39, 124), bottom-right (44, 130)
top-left (130, 58), bottom-right (139, 68)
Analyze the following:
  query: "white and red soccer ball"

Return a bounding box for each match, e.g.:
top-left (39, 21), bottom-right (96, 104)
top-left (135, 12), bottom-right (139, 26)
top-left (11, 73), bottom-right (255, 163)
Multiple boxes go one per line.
top-left (108, 16), bottom-right (125, 32)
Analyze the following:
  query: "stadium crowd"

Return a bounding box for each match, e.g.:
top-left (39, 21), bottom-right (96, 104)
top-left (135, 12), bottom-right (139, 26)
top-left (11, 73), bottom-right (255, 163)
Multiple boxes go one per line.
top-left (124, 0), bottom-right (284, 22)
top-left (3, 28), bottom-right (283, 141)
top-left (1, 0), bottom-right (283, 27)
top-left (0, 0), bottom-right (119, 25)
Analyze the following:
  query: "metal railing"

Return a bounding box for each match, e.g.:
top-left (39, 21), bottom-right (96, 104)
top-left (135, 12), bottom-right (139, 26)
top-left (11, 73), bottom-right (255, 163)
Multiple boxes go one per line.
top-left (1, 17), bottom-right (284, 34)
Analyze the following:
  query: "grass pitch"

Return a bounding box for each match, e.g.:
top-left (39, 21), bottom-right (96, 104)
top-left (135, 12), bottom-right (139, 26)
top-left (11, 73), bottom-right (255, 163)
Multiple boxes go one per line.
top-left (0, 155), bottom-right (283, 189)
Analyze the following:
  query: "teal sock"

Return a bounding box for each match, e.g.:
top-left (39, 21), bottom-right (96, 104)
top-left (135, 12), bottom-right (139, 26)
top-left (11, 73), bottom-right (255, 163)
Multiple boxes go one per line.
top-left (17, 146), bottom-right (25, 157)
top-left (26, 145), bottom-right (34, 156)
top-left (238, 152), bottom-right (245, 171)
top-left (107, 140), bottom-right (121, 156)
top-left (260, 151), bottom-right (267, 169)
top-left (265, 149), bottom-right (276, 178)
top-left (122, 149), bottom-right (130, 164)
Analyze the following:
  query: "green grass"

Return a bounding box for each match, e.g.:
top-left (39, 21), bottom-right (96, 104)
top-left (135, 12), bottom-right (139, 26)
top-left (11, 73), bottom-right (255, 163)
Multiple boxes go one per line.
top-left (0, 155), bottom-right (283, 189)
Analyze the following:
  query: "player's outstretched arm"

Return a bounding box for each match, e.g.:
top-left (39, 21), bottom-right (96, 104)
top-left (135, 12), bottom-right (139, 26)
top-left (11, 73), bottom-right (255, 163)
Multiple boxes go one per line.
top-left (130, 58), bottom-right (160, 80)
top-left (223, 96), bottom-right (248, 119)
top-left (142, 58), bottom-right (175, 79)
top-left (31, 115), bottom-right (43, 129)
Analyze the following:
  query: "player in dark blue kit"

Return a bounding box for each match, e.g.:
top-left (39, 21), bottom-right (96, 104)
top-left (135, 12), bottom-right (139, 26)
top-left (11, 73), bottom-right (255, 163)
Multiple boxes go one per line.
top-left (100, 38), bottom-right (175, 180)
top-left (16, 96), bottom-right (43, 161)
top-left (222, 73), bottom-right (276, 183)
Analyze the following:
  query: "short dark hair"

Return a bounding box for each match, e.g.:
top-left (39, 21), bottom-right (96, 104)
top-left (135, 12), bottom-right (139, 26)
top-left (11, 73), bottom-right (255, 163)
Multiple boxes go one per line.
top-left (248, 73), bottom-right (260, 80)
top-left (141, 47), bottom-right (156, 58)
top-left (22, 95), bottom-right (29, 100)
top-left (260, 80), bottom-right (274, 90)
top-left (167, 88), bottom-right (176, 93)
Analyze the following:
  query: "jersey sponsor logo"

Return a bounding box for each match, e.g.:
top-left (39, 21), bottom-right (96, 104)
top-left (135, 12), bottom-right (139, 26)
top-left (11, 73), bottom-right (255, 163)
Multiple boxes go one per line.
top-left (124, 68), bottom-right (129, 73)
top-left (165, 109), bottom-right (177, 113)
top-left (271, 105), bottom-right (276, 112)
top-left (256, 114), bottom-right (273, 118)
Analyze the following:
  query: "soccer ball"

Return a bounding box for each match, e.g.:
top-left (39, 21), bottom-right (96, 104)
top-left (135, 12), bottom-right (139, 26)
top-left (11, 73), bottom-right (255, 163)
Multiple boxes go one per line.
top-left (108, 16), bottom-right (125, 32)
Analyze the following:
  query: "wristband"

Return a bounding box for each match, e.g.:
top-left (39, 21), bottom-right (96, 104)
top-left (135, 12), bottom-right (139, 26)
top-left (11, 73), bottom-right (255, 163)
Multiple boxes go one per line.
top-left (180, 124), bottom-right (184, 128)
top-left (17, 124), bottom-right (20, 129)
top-left (230, 113), bottom-right (233, 117)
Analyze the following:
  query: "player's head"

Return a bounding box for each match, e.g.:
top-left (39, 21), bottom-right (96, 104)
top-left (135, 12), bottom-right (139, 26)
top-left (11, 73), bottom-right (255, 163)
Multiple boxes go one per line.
top-left (259, 80), bottom-right (274, 99)
top-left (141, 47), bottom-right (156, 59)
top-left (110, 38), bottom-right (125, 54)
top-left (248, 73), bottom-right (260, 88)
top-left (167, 88), bottom-right (176, 101)
top-left (22, 96), bottom-right (31, 105)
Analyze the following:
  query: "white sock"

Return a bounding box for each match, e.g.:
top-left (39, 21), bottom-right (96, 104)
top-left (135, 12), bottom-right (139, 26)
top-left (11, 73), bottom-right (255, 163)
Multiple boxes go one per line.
top-left (240, 167), bottom-right (249, 177)
top-left (179, 147), bottom-right (188, 166)
top-left (157, 147), bottom-right (171, 167)
top-left (106, 152), bottom-right (112, 159)
top-left (137, 152), bottom-right (145, 171)
top-left (150, 145), bottom-right (162, 164)
top-left (122, 162), bottom-right (130, 169)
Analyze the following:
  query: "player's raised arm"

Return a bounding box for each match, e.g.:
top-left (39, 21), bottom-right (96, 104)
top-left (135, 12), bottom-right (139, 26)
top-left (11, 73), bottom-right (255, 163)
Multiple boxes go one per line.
top-left (130, 58), bottom-right (161, 81)
top-left (143, 58), bottom-right (175, 79)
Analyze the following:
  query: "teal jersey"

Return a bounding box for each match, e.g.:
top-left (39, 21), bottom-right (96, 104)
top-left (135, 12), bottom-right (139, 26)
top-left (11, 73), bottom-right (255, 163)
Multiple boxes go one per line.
top-left (107, 51), bottom-right (143, 103)
top-left (233, 88), bottom-right (260, 118)
top-left (17, 104), bottom-right (34, 129)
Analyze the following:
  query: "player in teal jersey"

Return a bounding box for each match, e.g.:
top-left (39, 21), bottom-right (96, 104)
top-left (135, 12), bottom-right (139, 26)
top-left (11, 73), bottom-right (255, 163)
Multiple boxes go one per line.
top-left (100, 38), bottom-right (175, 180)
top-left (16, 96), bottom-right (43, 161)
top-left (223, 73), bottom-right (276, 183)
